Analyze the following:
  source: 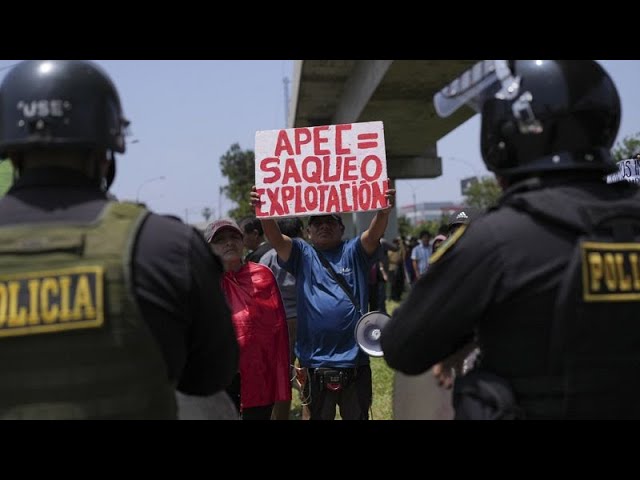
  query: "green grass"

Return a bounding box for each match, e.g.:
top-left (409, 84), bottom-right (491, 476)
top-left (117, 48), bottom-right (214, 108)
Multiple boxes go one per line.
top-left (370, 357), bottom-right (393, 420)
top-left (289, 298), bottom-right (400, 420)
top-left (371, 298), bottom-right (401, 421)
top-left (0, 160), bottom-right (13, 197)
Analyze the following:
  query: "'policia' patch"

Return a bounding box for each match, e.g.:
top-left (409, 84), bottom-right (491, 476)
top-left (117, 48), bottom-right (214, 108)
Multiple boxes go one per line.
top-left (0, 266), bottom-right (104, 338)
top-left (429, 225), bottom-right (467, 265)
top-left (582, 242), bottom-right (640, 302)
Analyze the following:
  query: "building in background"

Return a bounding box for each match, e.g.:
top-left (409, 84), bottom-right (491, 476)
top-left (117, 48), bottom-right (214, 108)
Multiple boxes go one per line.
top-left (399, 201), bottom-right (466, 225)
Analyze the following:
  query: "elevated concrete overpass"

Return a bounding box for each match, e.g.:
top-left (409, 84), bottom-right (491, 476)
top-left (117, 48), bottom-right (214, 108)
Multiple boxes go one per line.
top-left (288, 60), bottom-right (477, 237)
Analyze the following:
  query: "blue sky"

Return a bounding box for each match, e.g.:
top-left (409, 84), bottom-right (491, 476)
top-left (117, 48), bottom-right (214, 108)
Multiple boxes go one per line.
top-left (0, 60), bottom-right (637, 221)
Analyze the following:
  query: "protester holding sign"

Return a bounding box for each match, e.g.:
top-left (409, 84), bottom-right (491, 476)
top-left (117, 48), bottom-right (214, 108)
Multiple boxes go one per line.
top-left (250, 121), bottom-right (395, 420)
top-left (251, 188), bottom-right (395, 420)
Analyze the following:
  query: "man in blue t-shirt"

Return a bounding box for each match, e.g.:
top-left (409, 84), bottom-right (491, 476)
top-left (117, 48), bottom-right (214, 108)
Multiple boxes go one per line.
top-left (411, 230), bottom-right (432, 278)
top-left (251, 187), bottom-right (395, 420)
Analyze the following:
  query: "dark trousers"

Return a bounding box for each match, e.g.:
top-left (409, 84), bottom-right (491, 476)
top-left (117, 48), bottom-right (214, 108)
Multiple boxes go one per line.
top-left (303, 366), bottom-right (372, 420)
top-left (389, 267), bottom-right (405, 301)
top-left (242, 404), bottom-right (274, 421)
top-left (225, 372), bottom-right (274, 420)
top-left (369, 282), bottom-right (388, 314)
top-left (225, 373), bottom-right (242, 415)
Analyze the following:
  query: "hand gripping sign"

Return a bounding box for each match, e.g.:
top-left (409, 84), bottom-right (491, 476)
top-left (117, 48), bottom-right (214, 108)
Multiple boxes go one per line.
top-left (254, 121), bottom-right (389, 218)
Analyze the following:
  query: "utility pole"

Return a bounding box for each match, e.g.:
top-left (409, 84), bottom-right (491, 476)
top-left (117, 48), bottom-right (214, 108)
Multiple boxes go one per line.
top-left (283, 76), bottom-right (290, 127)
top-left (406, 182), bottom-right (418, 225)
top-left (218, 186), bottom-right (223, 220)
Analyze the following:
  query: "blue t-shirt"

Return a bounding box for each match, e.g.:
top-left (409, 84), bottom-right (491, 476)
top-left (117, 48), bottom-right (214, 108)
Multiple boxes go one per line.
top-left (281, 237), bottom-right (372, 368)
top-left (411, 243), bottom-right (431, 276)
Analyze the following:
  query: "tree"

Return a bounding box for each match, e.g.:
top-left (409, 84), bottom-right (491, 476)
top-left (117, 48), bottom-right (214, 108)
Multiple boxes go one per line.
top-left (463, 176), bottom-right (501, 210)
top-left (201, 207), bottom-right (212, 222)
top-left (398, 215), bottom-right (445, 240)
top-left (397, 216), bottom-right (413, 238)
top-left (220, 143), bottom-right (255, 220)
top-left (612, 132), bottom-right (640, 161)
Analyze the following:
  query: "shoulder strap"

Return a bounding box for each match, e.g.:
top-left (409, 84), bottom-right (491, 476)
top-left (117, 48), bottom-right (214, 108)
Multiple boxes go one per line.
top-left (313, 247), bottom-right (362, 315)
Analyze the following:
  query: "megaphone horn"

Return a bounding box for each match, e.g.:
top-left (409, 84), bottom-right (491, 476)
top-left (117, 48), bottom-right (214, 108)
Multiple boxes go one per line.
top-left (355, 311), bottom-right (391, 358)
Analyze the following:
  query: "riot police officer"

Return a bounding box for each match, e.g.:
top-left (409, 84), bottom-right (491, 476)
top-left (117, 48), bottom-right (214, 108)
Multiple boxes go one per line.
top-left (382, 60), bottom-right (640, 419)
top-left (0, 60), bottom-right (238, 419)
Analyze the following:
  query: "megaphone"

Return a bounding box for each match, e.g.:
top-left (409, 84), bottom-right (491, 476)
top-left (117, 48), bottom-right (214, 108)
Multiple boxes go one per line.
top-left (355, 311), bottom-right (391, 357)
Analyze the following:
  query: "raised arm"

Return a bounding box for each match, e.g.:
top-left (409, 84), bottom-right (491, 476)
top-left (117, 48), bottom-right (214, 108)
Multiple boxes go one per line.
top-left (250, 186), bottom-right (293, 262)
top-left (360, 189), bottom-right (396, 256)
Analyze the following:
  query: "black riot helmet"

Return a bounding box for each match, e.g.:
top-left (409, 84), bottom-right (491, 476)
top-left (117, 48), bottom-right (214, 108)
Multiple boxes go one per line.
top-left (434, 60), bottom-right (621, 178)
top-left (0, 60), bottom-right (129, 186)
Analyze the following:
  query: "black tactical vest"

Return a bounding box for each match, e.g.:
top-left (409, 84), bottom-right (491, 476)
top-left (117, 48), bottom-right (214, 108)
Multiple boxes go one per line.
top-left (0, 201), bottom-right (177, 419)
top-left (504, 184), bottom-right (640, 419)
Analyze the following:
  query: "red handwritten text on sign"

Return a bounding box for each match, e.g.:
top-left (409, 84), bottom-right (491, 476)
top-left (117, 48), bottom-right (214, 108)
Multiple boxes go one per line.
top-left (254, 121), bottom-right (388, 218)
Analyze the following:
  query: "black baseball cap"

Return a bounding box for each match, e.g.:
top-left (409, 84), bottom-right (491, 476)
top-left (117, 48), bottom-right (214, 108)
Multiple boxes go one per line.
top-left (448, 210), bottom-right (472, 228)
top-left (448, 208), bottom-right (482, 231)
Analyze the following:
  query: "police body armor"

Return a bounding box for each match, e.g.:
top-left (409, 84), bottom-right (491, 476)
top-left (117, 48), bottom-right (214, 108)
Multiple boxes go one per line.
top-left (0, 202), bottom-right (176, 419)
top-left (502, 181), bottom-right (640, 419)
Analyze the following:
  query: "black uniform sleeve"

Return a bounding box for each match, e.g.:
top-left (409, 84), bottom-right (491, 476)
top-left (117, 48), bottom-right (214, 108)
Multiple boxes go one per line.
top-left (381, 221), bottom-right (504, 375)
top-left (178, 229), bottom-right (239, 395)
top-left (132, 214), bottom-right (238, 396)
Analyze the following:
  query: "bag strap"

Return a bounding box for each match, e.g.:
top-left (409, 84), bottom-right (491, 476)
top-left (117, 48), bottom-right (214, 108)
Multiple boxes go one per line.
top-left (313, 247), bottom-right (362, 315)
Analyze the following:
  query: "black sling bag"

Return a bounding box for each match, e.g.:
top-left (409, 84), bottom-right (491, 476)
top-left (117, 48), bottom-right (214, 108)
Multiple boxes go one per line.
top-left (313, 247), bottom-right (362, 317)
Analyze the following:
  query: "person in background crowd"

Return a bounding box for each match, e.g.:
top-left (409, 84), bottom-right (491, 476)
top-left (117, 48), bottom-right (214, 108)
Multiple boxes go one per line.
top-left (404, 236), bottom-right (418, 286)
top-left (431, 234), bottom-right (447, 254)
top-left (369, 238), bottom-right (398, 314)
top-left (378, 238), bottom-right (398, 312)
top-left (241, 217), bottom-right (271, 263)
top-left (368, 253), bottom-right (386, 313)
top-left (387, 237), bottom-right (406, 302)
top-left (411, 230), bottom-right (432, 279)
top-left (259, 217), bottom-right (309, 420)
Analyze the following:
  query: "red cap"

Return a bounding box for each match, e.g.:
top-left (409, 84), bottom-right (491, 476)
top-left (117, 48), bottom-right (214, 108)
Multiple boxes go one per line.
top-left (205, 219), bottom-right (243, 243)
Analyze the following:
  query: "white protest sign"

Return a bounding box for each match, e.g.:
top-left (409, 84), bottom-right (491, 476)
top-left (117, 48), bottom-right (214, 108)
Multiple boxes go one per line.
top-left (607, 157), bottom-right (640, 185)
top-left (254, 121), bottom-right (388, 218)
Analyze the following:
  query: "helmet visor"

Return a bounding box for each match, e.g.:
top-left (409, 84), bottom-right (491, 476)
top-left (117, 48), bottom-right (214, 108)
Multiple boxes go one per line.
top-left (433, 60), bottom-right (519, 118)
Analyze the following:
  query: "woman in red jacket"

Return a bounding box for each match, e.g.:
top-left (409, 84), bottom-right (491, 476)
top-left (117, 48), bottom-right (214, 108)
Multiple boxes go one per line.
top-left (206, 219), bottom-right (291, 420)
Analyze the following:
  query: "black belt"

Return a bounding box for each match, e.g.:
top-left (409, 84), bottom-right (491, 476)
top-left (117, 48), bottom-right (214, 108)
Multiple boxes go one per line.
top-left (308, 367), bottom-right (364, 391)
top-left (309, 366), bottom-right (364, 375)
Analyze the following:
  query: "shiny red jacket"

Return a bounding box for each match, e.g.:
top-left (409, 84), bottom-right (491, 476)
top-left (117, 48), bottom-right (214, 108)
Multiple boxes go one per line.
top-left (221, 262), bottom-right (291, 409)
